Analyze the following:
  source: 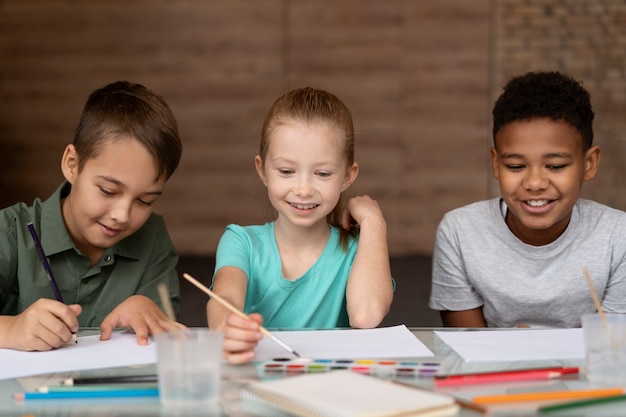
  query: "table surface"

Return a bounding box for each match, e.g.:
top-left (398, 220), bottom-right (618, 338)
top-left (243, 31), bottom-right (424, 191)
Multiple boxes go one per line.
top-left (1, 327), bottom-right (624, 416)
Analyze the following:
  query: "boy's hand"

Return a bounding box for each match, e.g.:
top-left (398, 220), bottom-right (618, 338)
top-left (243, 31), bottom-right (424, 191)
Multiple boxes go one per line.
top-left (99, 295), bottom-right (185, 346)
top-left (222, 312), bottom-right (263, 364)
top-left (1, 299), bottom-right (81, 351)
top-left (341, 195), bottom-right (385, 230)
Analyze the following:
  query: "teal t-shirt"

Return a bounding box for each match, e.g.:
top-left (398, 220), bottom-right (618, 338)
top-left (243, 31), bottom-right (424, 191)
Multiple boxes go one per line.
top-left (214, 223), bottom-right (357, 329)
top-left (0, 182), bottom-right (180, 326)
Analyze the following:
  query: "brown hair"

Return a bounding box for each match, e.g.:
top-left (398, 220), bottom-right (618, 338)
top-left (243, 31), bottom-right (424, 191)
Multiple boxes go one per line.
top-left (259, 87), bottom-right (357, 250)
top-left (73, 81), bottom-right (182, 181)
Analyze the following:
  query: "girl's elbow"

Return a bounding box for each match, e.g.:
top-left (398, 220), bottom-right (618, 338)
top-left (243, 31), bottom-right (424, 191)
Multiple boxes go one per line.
top-left (348, 305), bottom-right (390, 329)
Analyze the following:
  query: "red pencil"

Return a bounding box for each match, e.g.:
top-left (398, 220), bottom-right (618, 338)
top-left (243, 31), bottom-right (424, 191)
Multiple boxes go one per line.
top-left (435, 367), bottom-right (579, 387)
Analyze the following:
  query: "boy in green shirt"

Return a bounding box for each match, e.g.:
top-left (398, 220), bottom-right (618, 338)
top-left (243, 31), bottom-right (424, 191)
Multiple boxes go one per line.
top-left (0, 81), bottom-right (182, 351)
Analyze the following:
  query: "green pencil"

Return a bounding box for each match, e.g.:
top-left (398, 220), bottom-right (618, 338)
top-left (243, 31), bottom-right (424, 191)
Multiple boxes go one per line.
top-left (539, 394), bottom-right (626, 413)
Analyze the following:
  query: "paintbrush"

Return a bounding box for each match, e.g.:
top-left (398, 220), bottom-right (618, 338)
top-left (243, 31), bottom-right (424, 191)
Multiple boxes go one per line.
top-left (583, 267), bottom-right (617, 349)
top-left (182, 273), bottom-right (300, 358)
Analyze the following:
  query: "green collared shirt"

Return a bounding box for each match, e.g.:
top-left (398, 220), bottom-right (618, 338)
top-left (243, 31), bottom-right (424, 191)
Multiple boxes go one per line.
top-left (0, 182), bottom-right (180, 326)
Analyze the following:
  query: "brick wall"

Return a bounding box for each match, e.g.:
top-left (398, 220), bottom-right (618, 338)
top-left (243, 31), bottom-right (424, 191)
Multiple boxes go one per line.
top-left (0, 0), bottom-right (623, 256)
top-left (492, 0), bottom-right (626, 207)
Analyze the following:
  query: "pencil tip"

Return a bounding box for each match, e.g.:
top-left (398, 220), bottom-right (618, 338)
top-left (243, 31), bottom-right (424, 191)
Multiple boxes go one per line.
top-left (293, 351), bottom-right (301, 358)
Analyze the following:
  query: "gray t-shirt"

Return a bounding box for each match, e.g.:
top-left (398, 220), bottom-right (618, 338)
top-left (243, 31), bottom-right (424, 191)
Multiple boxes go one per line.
top-left (429, 198), bottom-right (626, 328)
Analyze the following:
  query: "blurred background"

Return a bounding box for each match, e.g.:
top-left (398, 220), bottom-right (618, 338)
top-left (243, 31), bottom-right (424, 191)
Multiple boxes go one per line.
top-left (1, 0), bottom-right (625, 326)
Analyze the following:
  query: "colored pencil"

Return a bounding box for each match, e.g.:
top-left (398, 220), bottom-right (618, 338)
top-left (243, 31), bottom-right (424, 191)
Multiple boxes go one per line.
top-left (392, 380), bottom-right (487, 415)
top-left (435, 367), bottom-right (579, 387)
top-left (473, 387), bottom-right (624, 404)
top-left (61, 374), bottom-right (158, 386)
top-left (539, 393), bottom-right (626, 413)
top-left (14, 387), bottom-right (159, 400)
top-left (27, 222), bottom-right (77, 344)
top-left (39, 384), bottom-right (157, 393)
top-left (183, 272), bottom-right (300, 358)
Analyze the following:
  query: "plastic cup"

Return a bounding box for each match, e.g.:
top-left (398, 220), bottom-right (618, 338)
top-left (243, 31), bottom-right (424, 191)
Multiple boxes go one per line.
top-left (581, 313), bottom-right (626, 385)
top-left (155, 328), bottom-right (223, 408)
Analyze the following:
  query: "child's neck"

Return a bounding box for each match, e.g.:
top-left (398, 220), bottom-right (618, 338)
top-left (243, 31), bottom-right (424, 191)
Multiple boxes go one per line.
top-left (274, 220), bottom-right (331, 280)
top-left (505, 211), bottom-right (570, 246)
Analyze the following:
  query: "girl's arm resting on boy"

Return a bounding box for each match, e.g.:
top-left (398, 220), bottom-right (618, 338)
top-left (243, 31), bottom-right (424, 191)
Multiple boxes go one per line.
top-left (343, 196), bottom-right (393, 329)
top-left (440, 307), bottom-right (487, 328)
top-left (99, 295), bottom-right (182, 345)
top-left (0, 299), bottom-right (81, 351)
top-left (207, 267), bottom-right (262, 364)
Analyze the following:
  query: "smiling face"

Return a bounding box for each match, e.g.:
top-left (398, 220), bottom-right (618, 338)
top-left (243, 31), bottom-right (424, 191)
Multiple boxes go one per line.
top-left (61, 136), bottom-right (166, 264)
top-left (491, 118), bottom-right (600, 246)
top-left (256, 120), bottom-right (358, 231)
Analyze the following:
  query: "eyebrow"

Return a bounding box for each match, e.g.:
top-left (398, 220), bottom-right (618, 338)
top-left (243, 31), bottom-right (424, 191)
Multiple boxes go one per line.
top-left (270, 157), bottom-right (340, 166)
top-left (97, 175), bottom-right (163, 196)
top-left (500, 152), bottom-right (573, 159)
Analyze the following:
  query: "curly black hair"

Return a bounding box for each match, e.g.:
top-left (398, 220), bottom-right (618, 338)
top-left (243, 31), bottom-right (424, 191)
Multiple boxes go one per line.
top-left (492, 71), bottom-right (594, 150)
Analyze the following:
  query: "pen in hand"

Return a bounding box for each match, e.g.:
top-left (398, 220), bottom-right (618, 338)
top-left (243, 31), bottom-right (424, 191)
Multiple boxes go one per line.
top-left (27, 222), bottom-right (78, 344)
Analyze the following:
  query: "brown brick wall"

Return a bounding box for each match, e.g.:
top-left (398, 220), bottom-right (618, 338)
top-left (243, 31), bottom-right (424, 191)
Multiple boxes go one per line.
top-left (0, 0), bottom-right (623, 256)
top-left (491, 0), bottom-right (626, 207)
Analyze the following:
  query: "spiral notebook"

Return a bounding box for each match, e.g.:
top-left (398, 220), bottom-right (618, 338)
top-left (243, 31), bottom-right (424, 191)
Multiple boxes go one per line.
top-left (241, 370), bottom-right (459, 417)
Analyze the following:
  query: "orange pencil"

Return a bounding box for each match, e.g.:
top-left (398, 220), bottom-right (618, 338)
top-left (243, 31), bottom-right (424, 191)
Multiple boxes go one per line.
top-left (473, 387), bottom-right (624, 404)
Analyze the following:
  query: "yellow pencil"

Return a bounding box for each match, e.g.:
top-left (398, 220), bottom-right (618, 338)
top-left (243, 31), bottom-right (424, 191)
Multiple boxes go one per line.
top-left (473, 388), bottom-right (624, 404)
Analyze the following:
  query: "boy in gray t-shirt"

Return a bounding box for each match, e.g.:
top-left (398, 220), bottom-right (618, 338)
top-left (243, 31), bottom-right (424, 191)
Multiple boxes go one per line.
top-left (429, 71), bottom-right (626, 328)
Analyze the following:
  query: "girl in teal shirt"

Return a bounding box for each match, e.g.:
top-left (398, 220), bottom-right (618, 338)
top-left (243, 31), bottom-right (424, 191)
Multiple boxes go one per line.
top-left (207, 87), bottom-right (394, 364)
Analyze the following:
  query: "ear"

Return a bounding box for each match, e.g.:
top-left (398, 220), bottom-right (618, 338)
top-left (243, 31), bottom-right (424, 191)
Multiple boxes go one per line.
top-left (490, 147), bottom-right (500, 181)
top-left (342, 162), bottom-right (359, 191)
top-left (61, 144), bottom-right (79, 184)
top-left (583, 145), bottom-right (601, 181)
top-left (254, 155), bottom-right (267, 186)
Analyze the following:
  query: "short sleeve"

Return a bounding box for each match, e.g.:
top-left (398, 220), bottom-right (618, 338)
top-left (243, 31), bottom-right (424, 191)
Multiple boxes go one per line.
top-left (429, 213), bottom-right (484, 312)
top-left (214, 224), bottom-right (252, 279)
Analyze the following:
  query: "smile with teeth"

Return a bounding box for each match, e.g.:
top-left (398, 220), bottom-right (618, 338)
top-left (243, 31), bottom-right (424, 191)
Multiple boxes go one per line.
top-left (289, 202), bottom-right (319, 210)
top-left (526, 199), bottom-right (550, 207)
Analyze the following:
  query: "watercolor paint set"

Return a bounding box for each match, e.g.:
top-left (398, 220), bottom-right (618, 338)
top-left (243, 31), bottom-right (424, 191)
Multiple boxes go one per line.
top-left (256, 358), bottom-right (441, 380)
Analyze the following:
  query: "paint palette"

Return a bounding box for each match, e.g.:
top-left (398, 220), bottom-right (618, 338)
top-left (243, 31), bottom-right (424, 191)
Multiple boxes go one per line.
top-left (256, 358), bottom-right (440, 381)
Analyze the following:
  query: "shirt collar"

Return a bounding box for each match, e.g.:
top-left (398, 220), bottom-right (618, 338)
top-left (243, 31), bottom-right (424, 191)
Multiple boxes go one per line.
top-left (40, 182), bottom-right (75, 256)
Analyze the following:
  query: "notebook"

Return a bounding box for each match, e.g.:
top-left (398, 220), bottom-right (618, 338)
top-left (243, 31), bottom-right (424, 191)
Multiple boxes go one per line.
top-left (241, 370), bottom-right (459, 417)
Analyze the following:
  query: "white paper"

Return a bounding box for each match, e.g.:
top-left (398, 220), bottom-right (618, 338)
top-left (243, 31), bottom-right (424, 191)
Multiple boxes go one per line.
top-left (254, 325), bottom-right (434, 361)
top-left (434, 328), bottom-right (585, 361)
top-left (0, 331), bottom-right (156, 380)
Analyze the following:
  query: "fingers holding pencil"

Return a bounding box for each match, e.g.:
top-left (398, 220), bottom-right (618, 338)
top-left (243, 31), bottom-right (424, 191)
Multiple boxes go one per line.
top-left (4, 299), bottom-right (80, 351)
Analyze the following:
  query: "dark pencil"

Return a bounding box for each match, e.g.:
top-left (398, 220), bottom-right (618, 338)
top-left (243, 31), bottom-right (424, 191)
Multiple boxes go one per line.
top-left (61, 374), bottom-right (158, 386)
top-left (27, 222), bottom-right (77, 343)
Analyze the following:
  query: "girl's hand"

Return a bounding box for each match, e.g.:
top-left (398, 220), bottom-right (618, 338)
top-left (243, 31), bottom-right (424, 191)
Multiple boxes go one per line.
top-left (222, 312), bottom-right (263, 364)
top-left (341, 195), bottom-right (385, 230)
top-left (99, 295), bottom-right (186, 346)
top-left (0, 298), bottom-right (81, 351)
